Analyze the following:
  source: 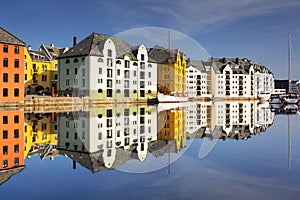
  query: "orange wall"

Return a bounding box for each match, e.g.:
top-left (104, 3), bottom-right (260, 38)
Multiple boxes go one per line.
top-left (0, 43), bottom-right (24, 102)
top-left (0, 110), bottom-right (24, 170)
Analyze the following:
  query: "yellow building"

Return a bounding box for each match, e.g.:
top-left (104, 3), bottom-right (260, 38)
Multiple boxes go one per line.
top-left (157, 107), bottom-right (186, 153)
top-left (25, 44), bottom-right (67, 95)
top-left (24, 113), bottom-right (58, 158)
top-left (149, 46), bottom-right (186, 96)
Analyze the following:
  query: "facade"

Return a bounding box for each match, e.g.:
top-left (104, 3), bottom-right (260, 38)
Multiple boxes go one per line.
top-left (0, 27), bottom-right (25, 103)
top-left (57, 105), bottom-right (158, 169)
top-left (186, 60), bottom-right (211, 99)
top-left (58, 33), bottom-right (157, 102)
top-left (25, 44), bottom-right (66, 95)
top-left (24, 113), bottom-right (58, 158)
top-left (275, 79), bottom-right (300, 94)
top-left (0, 110), bottom-right (24, 170)
top-left (211, 58), bottom-right (274, 99)
top-left (148, 46), bottom-right (186, 96)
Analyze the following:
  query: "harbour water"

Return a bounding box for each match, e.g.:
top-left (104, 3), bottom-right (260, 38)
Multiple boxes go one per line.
top-left (1, 101), bottom-right (300, 200)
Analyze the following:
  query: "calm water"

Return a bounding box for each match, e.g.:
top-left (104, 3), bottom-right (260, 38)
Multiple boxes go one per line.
top-left (1, 101), bottom-right (300, 200)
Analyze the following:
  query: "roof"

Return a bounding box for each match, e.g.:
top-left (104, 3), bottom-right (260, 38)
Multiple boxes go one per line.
top-left (0, 27), bottom-right (25, 46)
top-left (59, 32), bottom-right (135, 59)
top-left (27, 49), bottom-right (49, 61)
top-left (0, 166), bottom-right (26, 186)
top-left (148, 45), bottom-right (183, 64)
top-left (188, 60), bottom-right (206, 73)
top-left (41, 44), bottom-right (67, 60)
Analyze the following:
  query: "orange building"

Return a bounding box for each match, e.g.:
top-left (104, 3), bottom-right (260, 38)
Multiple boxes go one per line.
top-left (0, 110), bottom-right (24, 170)
top-left (0, 27), bottom-right (25, 103)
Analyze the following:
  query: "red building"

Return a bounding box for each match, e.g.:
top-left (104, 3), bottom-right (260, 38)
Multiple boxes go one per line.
top-left (0, 27), bottom-right (25, 103)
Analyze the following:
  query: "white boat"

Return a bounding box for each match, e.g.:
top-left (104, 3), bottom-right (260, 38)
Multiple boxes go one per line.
top-left (283, 104), bottom-right (298, 113)
top-left (269, 94), bottom-right (282, 104)
top-left (283, 94), bottom-right (299, 104)
top-left (157, 93), bottom-right (189, 103)
top-left (258, 91), bottom-right (271, 101)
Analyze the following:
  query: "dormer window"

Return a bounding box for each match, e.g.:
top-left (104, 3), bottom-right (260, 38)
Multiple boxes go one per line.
top-left (108, 49), bottom-right (112, 57)
top-left (65, 59), bottom-right (70, 64)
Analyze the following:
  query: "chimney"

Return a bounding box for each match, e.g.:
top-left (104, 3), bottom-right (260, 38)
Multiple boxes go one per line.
top-left (73, 36), bottom-right (77, 47)
top-left (28, 45), bottom-right (32, 50)
top-left (50, 43), bottom-right (54, 47)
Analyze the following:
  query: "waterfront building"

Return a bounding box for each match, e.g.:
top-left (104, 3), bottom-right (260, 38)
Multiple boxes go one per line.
top-left (186, 60), bottom-right (212, 99)
top-left (0, 27), bottom-right (25, 103)
top-left (274, 79), bottom-right (300, 94)
top-left (58, 33), bottom-right (157, 102)
top-left (25, 44), bottom-right (67, 95)
top-left (211, 58), bottom-right (274, 100)
top-left (148, 46), bottom-right (186, 96)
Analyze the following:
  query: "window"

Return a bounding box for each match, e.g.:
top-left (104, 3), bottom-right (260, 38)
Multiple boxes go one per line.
top-left (3, 73), bottom-right (8, 82)
top-left (107, 79), bottom-right (112, 88)
top-left (3, 130), bottom-right (8, 139)
top-left (140, 71), bottom-right (145, 79)
top-left (3, 146), bottom-right (8, 155)
top-left (13, 74), bottom-right (19, 83)
top-left (82, 79), bottom-right (85, 87)
top-left (14, 145), bottom-right (19, 153)
top-left (66, 69), bottom-right (69, 75)
top-left (98, 89), bottom-right (103, 93)
top-left (42, 64), bottom-right (47, 71)
top-left (148, 72), bottom-right (151, 78)
top-left (66, 79), bottom-right (69, 86)
top-left (124, 89), bottom-right (129, 97)
top-left (14, 88), bottom-right (19, 97)
top-left (41, 75), bottom-right (47, 82)
top-left (124, 70), bottom-right (129, 78)
top-left (75, 68), bottom-right (77, 75)
top-left (2, 160), bottom-right (8, 168)
top-left (99, 68), bottom-right (102, 74)
top-left (3, 58), bottom-right (8, 67)
top-left (82, 68), bottom-right (85, 77)
top-left (14, 115), bottom-right (19, 123)
top-left (25, 74), bottom-right (27, 81)
top-left (140, 62), bottom-right (145, 69)
top-left (125, 60), bottom-right (130, 68)
top-left (107, 58), bottom-right (112, 67)
top-left (74, 58), bottom-right (78, 63)
top-left (124, 80), bottom-right (129, 88)
top-left (14, 46), bottom-right (19, 54)
top-left (107, 89), bottom-right (112, 97)
top-left (14, 129), bottom-right (19, 138)
top-left (3, 45), bottom-right (8, 53)
top-left (14, 59), bottom-right (19, 68)
top-left (141, 54), bottom-right (145, 61)
top-left (42, 123), bottom-right (47, 131)
top-left (117, 69), bottom-right (120, 76)
top-left (14, 158), bottom-right (19, 165)
top-left (108, 49), bottom-right (112, 57)
top-left (65, 59), bottom-right (70, 64)
top-left (3, 88), bottom-right (8, 97)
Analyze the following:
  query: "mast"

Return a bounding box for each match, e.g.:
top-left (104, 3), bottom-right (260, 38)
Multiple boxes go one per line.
top-left (288, 115), bottom-right (291, 173)
top-left (288, 32), bottom-right (291, 93)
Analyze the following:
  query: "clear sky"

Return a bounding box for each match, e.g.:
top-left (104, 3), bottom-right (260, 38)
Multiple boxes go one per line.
top-left (1, 0), bottom-right (300, 79)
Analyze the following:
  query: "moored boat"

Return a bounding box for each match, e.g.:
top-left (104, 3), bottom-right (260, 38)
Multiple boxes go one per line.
top-left (258, 91), bottom-right (271, 101)
top-left (283, 93), bottom-right (299, 104)
top-left (157, 93), bottom-right (189, 103)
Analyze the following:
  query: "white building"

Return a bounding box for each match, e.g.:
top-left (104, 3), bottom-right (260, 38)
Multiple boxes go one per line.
top-left (58, 33), bottom-right (157, 103)
top-left (57, 105), bottom-right (158, 168)
top-left (211, 58), bottom-right (274, 100)
top-left (186, 60), bottom-right (211, 99)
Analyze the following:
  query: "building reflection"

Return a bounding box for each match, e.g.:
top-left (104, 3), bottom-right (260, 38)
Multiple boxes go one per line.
top-left (0, 110), bottom-right (25, 185)
top-left (0, 100), bottom-right (278, 181)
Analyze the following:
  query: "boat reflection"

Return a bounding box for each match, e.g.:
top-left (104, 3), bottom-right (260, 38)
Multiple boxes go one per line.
top-left (0, 100), bottom-right (280, 184)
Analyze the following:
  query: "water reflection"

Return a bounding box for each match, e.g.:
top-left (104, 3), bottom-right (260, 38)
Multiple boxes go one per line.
top-left (0, 100), bottom-right (289, 185)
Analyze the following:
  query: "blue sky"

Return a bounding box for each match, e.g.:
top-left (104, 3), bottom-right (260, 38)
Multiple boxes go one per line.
top-left (1, 0), bottom-right (300, 79)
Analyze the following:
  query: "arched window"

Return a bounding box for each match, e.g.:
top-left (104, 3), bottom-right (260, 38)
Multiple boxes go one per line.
top-left (116, 60), bottom-right (121, 64)
top-left (148, 90), bottom-right (151, 94)
top-left (133, 90), bottom-right (137, 93)
top-left (98, 58), bottom-right (103, 62)
top-left (98, 114), bottom-right (103, 118)
top-left (65, 59), bottom-right (70, 64)
top-left (148, 64), bottom-right (152, 68)
top-left (116, 89), bottom-right (121, 93)
top-left (98, 89), bottom-right (103, 93)
top-left (133, 62), bottom-right (138, 66)
top-left (74, 58), bottom-right (78, 63)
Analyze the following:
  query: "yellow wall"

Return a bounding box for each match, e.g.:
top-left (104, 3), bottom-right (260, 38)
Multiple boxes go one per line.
top-left (24, 114), bottom-right (57, 157)
top-left (24, 49), bottom-right (58, 94)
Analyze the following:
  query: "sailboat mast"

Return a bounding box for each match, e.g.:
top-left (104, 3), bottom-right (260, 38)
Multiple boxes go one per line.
top-left (288, 32), bottom-right (291, 92)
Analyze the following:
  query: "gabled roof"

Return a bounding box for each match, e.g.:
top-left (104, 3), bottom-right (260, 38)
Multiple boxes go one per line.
top-left (148, 45), bottom-right (182, 64)
top-left (188, 60), bottom-right (206, 73)
top-left (28, 49), bottom-right (49, 61)
top-left (41, 44), bottom-right (67, 60)
top-left (0, 27), bottom-right (25, 46)
top-left (59, 32), bottom-right (135, 59)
